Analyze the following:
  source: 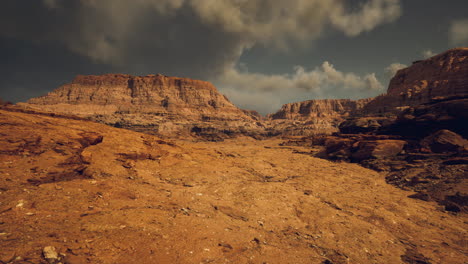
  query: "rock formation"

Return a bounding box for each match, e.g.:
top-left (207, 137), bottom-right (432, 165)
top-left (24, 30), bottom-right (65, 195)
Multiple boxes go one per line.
top-left (21, 74), bottom-right (263, 140)
top-left (279, 48), bottom-right (468, 213)
top-left (266, 98), bottom-right (373, 135)
top-left (363, 48), bottom-right (468, 114)
top-left (267, 48), bottom-right (468, 136)
top-left (269, 98), bottom-right (372, 120)
top-left (18, 48), bottom-right (468, 139)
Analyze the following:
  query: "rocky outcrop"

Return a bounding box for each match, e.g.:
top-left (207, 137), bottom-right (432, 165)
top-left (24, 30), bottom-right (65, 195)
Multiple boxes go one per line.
top-left (314, 134), bottom-right (406, 162)
top-left (351, 140), bottom-right (406, 161)
top-left (339, 117), bottom-right (396, 134)
top-left (21, 74), bottom-right (264, 140)
top-left (363, 48), bottom-right (468, 114)
top-left (420, 129), bottom-right (468, 153)
top-left (285, 130), bottom-right (468, 213)
top-left (269, 98), bottom-right (372, 120)
top-left (266, 48), bottom-right (468, 136)
top-left (380, 98), bottom-right (468, 138)
top-left (276, 48), bottom-right (468, 213)
top-left (267, 98), bottom-right (373, 135)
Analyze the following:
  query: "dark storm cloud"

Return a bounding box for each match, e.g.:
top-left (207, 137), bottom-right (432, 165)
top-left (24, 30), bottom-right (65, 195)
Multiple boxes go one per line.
top-left (0, 0), bottom-right (246, 78)
top-left (0, 0), bottom-right (403, 113)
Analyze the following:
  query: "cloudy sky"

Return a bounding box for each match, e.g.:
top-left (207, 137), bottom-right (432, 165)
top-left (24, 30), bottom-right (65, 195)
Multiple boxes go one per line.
top-left (1, 0), bottom-right (468, 114)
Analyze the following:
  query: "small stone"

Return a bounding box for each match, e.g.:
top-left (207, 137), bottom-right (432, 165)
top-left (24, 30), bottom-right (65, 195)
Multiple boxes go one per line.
top-left (183, 182), bottom-right (195, 187)
top-left (16, 200), bottom-right (24, 208)
top-left (43, 246), bottom-right (58, 262)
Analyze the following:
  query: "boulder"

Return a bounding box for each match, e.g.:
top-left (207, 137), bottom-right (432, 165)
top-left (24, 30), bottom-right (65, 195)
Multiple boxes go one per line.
top-left (421, 129), bottom-right (468, 153)
top-left (339, 117), bottom-right (395, 134)
top-left (380, 98), bottom-right (468, 138)
top-left (322, 137), bottom-right (355, 159)
top-left (352, 140), bottom-right (406, 161)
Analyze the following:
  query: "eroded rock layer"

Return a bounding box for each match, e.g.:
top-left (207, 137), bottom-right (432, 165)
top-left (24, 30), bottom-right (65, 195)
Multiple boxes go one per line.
top-left (21, 74), bottom-right (263, 140)
top-left (269, 98), bottom-right (372, 120)
top-left (266, 98), bottom-right (373, 135)
top-left (364, 48), bottom-right (468, 114)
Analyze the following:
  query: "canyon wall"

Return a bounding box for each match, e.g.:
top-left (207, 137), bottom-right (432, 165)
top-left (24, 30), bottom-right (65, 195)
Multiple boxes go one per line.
top-left (22, 74), bottom-right (263, 140)
top-left (266, 98), bottom-right (373, 136)
top-left (20, 48), bottom-right (468, 138)
top-left (363, 48), bottom-right (468, 114)
top-left (269, 98), bottom-right (373, 120)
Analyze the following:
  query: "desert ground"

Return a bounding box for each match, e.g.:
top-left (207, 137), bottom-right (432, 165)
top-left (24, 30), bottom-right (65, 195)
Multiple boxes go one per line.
top-left (0, 108), bottom-right (466, 264)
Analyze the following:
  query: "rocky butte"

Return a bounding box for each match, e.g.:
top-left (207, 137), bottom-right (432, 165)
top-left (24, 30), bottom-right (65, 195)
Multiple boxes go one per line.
top-left (21, 73), bottom-right (263, 140)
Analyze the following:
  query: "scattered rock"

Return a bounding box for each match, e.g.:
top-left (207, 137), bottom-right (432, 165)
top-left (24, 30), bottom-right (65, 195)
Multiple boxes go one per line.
top-left (400, 248), bottom-right (432, 264)
top-left (339, 117), bottom-right (394, 134)
top-left (43, 246), bottom-right (58, 263)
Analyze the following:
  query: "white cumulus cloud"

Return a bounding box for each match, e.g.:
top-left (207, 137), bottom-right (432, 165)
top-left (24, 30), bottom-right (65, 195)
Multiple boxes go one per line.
top-left (450, 19), bottom-right (468, 46)
top-left (215, 62), bottom-right (384, 114)
top-left (385, 63), bottom-right (407, 77)
top-left (422, 50), bottom-right (436, 58)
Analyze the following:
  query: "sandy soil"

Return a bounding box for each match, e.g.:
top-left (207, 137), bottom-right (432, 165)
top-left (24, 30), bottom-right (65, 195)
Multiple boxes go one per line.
top-left (0, 109), bottom-right (466, 264)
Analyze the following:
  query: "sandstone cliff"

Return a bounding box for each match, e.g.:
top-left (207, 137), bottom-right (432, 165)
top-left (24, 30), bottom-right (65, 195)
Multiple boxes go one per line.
top-left (21, 74), bottom-right (263, 140)
top-left (266, 98), bottom-right (373, 135)
top-left (269, 98), bottom-right (372, 120)
top-left (363, 48), bottom-right (468, 114)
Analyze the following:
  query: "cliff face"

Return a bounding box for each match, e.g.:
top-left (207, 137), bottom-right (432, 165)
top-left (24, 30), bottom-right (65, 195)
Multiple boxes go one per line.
top-left (20, 49), bottom-right (468, 138)
top-left (27, 74), bottom-right (244, 119)
top-left (269, 98), bottom-right (373, 120)
top-left (266, 98), bottom-right (373, 136)
top-left (364, 48), bottom-right (468, 114)
top-left (22, 74), bottom-right (263, 140)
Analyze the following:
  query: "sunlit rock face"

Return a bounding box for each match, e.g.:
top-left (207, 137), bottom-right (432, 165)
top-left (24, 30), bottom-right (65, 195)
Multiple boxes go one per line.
top-left (363, 48), bottom-right (468, 114)
top-left (266, 98), bottom-right (373, 136)
top-left (22, 74), bottom-right (264, 140)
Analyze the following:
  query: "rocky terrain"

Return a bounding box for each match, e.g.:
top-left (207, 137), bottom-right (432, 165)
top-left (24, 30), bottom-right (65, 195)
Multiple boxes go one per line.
top-left (2, 48), bottom-right (467, 263)
top-left (281, 48), bottom-right (468, 214)
top-left (1, 107), bottom-right (467, 264)
top-left (20, 74), bottom-right (264, 141)
top-left (270, 48), bottom-right (468, 136)
top-left (267, 98), bottom-right (373, 136)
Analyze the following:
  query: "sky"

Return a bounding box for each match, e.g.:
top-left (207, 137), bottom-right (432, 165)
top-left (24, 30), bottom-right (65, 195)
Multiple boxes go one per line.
top-left (1, 0), bottom-right (468, 115)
